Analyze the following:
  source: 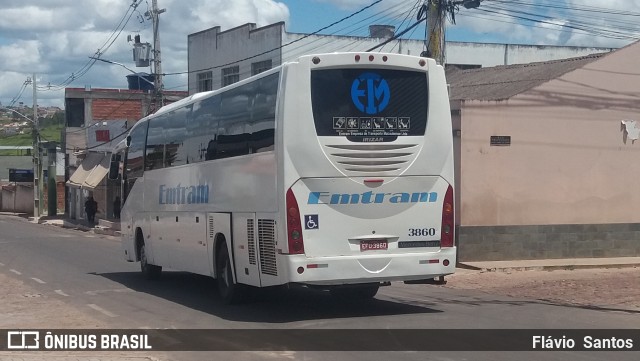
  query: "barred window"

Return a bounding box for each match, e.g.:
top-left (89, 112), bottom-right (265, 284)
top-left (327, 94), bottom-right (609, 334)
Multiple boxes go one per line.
top-left (197, 71), bottom-right (212, 92)
top-left (222, 66), bottom-right (240, 87)
top-left (251, 60), bottom-right (272, 75)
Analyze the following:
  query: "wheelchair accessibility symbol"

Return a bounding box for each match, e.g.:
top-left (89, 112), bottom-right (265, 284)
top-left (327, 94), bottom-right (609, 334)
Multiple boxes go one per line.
top-left (305, 215), bottom-right (319, 230)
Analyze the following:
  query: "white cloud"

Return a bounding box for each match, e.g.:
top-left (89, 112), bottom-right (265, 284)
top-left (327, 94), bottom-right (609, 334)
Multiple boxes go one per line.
top-left (450, 0), bottom-right (640, 48)
top-left (313, 0), bottom-right (373, 10)
top-left (313, 0), bottom-right (406, 11)
top-left (0, 0), bottom-right (290, 107)
top-left (0, 41), bottom-right (43, 72)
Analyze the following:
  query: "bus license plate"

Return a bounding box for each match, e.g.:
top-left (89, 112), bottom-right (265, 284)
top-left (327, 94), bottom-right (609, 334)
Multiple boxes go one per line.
top-left (360, 240), bottom-right (388, 251)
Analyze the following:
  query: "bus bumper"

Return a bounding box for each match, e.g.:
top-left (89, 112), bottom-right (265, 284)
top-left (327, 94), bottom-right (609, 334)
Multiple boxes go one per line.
top-left (284, 247), bottom-right (457, 286)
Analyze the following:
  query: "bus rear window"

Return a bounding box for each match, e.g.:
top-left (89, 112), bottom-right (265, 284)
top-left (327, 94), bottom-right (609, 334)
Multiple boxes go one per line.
top-left (311, 68), bottom-right (427, 142)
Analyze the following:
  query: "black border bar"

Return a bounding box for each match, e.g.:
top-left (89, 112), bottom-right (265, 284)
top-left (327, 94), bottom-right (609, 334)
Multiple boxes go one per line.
top-left (1, 329), bottom-right (638, 351)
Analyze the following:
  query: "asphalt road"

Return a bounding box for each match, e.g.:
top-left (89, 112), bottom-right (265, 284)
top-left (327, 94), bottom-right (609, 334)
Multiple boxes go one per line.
top-left (0, 215), bottom-right (638, 361)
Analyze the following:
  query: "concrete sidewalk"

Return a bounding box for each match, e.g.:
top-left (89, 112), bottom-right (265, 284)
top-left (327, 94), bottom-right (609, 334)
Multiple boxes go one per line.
top-left (458, 257), bottom-right (640, 272)
top-left (23, 214), bottom-right (122, 237)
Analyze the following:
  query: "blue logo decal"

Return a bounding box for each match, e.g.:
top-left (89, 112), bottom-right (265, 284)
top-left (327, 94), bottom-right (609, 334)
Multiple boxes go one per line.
top-left (351, 72), bottom-right (390, 115)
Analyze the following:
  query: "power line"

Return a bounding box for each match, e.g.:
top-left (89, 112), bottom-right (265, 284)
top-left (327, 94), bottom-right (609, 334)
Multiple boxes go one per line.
top-left (163, 0), bottom-right (383, 77)
top-left (367, 4), bottom-right (428, 52)
top-left (388, 0), bottom-right (424, 53)
top-left (283, 1), bottom-right (414, 59)
top-left (36, 0), bottom-right (143, 91)
top-left (473, 6), bottom-right (640, 41)
top-left (482, 3), bottom-right (640, 38)
top-left (486, 0), bottom-right (640, 17)
top-left (8, 80), bottom-right (29, 107)
top-left (454, 0), bottom-right (640, 43)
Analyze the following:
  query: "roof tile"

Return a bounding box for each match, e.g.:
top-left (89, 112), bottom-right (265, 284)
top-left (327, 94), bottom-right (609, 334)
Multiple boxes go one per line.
top-left (446, 53), bottom-right (605, 101)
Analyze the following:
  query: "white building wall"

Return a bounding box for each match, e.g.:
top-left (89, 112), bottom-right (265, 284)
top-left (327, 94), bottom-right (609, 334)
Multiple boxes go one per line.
top-left (445, 42), bottom-right (615, 68)
top-left (188, 23), bottom-right (282, 94)
top-left (188, 22), bottom-right (616, 93)
top-left (280, 32), bottom-right (417, 61)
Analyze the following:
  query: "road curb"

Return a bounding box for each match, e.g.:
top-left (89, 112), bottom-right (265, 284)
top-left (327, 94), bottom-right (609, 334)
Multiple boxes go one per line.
top-left (457, 262), bottom-right (640, 272)
top-left (456, 262), bottom-right (482, 271)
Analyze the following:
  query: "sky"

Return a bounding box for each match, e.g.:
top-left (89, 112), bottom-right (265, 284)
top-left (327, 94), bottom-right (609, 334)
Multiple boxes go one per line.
top-left (1, 0), bottom-right (640, 109)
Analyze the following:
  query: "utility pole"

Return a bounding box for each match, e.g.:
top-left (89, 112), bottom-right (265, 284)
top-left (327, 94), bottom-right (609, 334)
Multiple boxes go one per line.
top-left (425, 0), bottom-right (481, 65)
top-left (31, 74), bottom-right (42, 218)
top-left (426, 0), bottom-right (446, 65)
top-left (150, 0), bottom-right (165, 109)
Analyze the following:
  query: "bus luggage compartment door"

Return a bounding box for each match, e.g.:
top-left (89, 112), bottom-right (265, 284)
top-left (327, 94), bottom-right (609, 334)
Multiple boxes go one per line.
top-left (231, 213), bottom-right (262, 287)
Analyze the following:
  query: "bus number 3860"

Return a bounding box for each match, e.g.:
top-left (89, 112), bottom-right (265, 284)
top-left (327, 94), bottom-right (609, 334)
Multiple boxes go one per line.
top-left (408, 228), bottom-right (437, 237)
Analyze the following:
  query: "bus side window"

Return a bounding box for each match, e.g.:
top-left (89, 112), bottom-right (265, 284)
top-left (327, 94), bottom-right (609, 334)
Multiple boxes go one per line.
top-left (164, 105), bottom-right (190, 167)
top-left (190, 95), bottom-right (220, 162)
top-left (124, 121), bottom-right (148, 198)
top-left (248, 73), bottom-right (277, 153)
top-left (218, 86), bottom-right (250, 159)
top-left (127, 121), bottom-right (148, 178)
top-left (145, 116), bottom-right (167, 171)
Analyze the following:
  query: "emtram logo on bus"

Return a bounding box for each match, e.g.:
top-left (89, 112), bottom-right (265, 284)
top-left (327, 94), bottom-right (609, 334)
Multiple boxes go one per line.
top-left (308, 191), bottom-right (437, 205)
top-left (351, 72), bottom-right (390, 115)
top-left (159, 184), bottom-right (210, 205)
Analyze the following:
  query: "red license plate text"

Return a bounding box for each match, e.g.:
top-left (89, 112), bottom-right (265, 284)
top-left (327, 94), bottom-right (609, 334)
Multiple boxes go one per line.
top-left (360, 240), bottom-right (388, 251)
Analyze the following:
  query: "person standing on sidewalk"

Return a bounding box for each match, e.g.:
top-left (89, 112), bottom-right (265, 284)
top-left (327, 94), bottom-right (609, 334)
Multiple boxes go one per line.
top-left (113, 196), bottom-right (121, 219)
top-left (85, 196), bottom-right (98, 224)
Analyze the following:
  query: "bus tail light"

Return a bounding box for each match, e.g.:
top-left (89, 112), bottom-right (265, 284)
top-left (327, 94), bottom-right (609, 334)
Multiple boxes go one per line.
top-left (286, 188), bottom-right (305, 255)
top-left (440, 185), bottom-right (454, 248)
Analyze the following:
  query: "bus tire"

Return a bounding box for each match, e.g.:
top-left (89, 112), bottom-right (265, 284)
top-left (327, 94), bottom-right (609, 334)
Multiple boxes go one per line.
top-left (140, 241), bottom-right (162, 280)
top-left (330, 284), bottom-right (379, 300)
top-left (216, 241), bottom-right (244, 304)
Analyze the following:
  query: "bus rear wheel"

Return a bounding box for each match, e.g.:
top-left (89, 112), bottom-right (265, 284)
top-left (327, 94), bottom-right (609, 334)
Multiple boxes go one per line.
top-left (216, 242), bottom-right (244, 304)
top-left (140, 242), bottom-right (162, 280)
top-left (330, 284), bottom-right (379, 300)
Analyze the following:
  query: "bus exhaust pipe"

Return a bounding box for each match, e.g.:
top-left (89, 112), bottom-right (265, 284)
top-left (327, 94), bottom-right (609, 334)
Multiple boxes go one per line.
top-left (404, 276), bottom-right (446, 285)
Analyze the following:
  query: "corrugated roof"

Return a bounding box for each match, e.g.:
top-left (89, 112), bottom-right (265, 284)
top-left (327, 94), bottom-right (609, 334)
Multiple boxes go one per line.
top-left (446, 53), bottom-right (605, 101)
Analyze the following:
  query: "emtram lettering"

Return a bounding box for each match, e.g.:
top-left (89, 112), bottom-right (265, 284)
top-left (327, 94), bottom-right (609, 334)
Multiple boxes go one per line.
top-left (308, 191), bottom-right (437, 205)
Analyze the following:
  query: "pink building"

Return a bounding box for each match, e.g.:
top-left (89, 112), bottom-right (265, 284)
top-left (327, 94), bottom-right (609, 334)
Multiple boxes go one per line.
top-left (448, 41), bottom-right (640, 261)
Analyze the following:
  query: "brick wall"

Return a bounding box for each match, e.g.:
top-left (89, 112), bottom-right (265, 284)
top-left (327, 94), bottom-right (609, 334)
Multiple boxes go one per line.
top-left (93, 99), bottom-right (143, 121)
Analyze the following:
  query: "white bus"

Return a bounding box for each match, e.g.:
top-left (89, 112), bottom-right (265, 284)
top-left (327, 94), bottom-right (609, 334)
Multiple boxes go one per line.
top-left (111, 52), bottom-right (456, 303)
